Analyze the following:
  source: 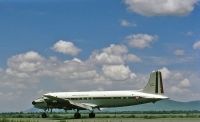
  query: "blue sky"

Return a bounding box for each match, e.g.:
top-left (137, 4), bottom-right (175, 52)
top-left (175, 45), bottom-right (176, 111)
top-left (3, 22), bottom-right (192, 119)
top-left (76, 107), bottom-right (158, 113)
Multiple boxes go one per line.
top-left (0, 0), bottom-right (200, 112)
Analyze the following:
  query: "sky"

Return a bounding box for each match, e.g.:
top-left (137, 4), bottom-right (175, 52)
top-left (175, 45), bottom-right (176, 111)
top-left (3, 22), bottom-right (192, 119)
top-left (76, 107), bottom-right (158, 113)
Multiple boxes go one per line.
top-left (0, 0), bottom-right (200, 112)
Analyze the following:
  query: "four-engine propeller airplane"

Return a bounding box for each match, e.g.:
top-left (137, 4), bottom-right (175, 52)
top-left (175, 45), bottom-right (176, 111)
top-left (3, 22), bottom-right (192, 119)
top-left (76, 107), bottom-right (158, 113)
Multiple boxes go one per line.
top-left (32, 70), bottom-right (168, 118)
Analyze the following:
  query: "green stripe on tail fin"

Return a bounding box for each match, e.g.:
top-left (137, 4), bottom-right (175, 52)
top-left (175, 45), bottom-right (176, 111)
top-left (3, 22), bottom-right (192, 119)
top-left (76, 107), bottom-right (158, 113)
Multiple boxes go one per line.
top-left (143, 71), bottom-right (164, 94)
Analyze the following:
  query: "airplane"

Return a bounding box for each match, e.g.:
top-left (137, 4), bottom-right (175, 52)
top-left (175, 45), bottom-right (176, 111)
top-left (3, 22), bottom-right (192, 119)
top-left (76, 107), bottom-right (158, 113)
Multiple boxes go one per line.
top-left (32, 70), bottom-right (168, 118)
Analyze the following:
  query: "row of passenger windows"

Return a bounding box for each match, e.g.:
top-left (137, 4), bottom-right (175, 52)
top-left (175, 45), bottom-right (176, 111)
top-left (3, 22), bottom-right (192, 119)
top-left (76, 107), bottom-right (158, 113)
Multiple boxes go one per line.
top-left (67, 97), bottom-right (133, 100)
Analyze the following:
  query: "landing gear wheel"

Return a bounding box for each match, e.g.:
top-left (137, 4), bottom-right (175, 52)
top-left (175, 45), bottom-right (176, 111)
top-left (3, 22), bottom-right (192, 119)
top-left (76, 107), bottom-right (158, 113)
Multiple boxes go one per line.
top-left (74, 112), bottom-right (81, 119)
top-left (89, 112), bottom-right (95, 118)
top-left (41, 112), bottom-right (47, 118)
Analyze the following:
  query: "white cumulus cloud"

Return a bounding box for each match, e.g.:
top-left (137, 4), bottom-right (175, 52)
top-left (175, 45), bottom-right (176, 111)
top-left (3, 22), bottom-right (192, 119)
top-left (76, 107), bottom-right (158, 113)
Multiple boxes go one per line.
top-left (179, 78), bottom-right (190, 88)
top-left (4, 51), bottom-right (99, 81)
top-left (124, 54), bottom-right (141, 63)
top-left (124, 0), bottom-right (198, 16)
top-left (90, 52), bottom-right (124, 65)
top-left (159, 67), bottom-right (171, 80)
top-left (89, 44), bottom-right (141, 65)
top-left (126, 34), bottom-right (157, 49)
top-left (103, 44), bottom-right (128, 55)
top-left (52, 40), bottom-right (81, 56)
top-left (6, 51), bottom-right (45, 78)
top-left (102, 65), bottom-right (136, 81)
top-left (157, 68), bottom-right (197, 101)
top-left (193, 41), bottom-right (200, 49)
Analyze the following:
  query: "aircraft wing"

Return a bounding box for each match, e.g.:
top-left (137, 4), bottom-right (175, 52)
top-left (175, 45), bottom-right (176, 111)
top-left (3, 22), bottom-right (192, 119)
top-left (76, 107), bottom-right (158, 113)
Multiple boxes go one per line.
top-left (44, 94), bottom-right (97, 111)
top-left (68, 100), bottom-right (93, 111)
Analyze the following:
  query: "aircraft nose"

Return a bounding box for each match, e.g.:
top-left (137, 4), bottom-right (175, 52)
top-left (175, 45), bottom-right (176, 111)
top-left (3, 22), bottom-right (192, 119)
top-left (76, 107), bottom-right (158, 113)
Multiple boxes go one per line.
top-left (32, 101), bottom-right (36, 105)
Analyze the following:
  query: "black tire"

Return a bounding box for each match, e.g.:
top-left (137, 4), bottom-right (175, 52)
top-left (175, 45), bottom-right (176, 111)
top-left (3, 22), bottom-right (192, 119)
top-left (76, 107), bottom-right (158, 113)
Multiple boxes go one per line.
top-left (89, 112), bottom-right (95, 118)
top-left (41, 112), bottom-right (47, 118)
top-left (74, 112), bottom-right (81, 119)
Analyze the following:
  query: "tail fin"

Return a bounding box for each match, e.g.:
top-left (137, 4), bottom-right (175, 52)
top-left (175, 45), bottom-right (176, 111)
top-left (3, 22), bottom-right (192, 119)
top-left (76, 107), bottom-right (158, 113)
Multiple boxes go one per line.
top-left (143, 71), bottom-right (164, 94)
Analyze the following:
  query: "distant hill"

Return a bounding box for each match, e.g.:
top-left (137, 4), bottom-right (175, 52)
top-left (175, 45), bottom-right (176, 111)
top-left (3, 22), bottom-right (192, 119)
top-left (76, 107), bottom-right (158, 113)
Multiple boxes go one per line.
top-left (103, 100), bottom-right (200, 112)
top-left (24, 100), bottom-right (200, 113)
top-left (24, 108), bottom-right (43, 113)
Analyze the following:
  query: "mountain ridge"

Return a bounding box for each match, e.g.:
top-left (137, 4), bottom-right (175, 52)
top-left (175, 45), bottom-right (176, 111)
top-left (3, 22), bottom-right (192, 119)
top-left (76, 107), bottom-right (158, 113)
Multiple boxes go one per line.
top-left (103, 99), bottom-right (200, 112)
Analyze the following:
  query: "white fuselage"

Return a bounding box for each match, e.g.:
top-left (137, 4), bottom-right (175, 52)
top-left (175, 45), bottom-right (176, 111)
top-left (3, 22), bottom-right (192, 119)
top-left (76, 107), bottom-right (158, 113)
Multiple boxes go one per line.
top-left (34, 90), bottom-right (168, 109)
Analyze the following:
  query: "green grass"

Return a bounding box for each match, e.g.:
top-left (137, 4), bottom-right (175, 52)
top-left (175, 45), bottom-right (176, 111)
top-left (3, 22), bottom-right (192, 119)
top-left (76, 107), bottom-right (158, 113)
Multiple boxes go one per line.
top-left (1, 118), bottom-right (200, 122)
top-left (0, 112), bottom-right (200, 122)
top-left (0, 118), bottom-right (39, 122)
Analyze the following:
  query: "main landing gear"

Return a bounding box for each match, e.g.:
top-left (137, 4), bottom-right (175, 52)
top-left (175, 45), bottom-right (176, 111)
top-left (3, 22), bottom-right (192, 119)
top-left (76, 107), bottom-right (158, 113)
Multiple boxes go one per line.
top-left (41, 112), bottom-right (47, 118)
top-left (73, 110), bottom-right (95, 119)
top-left (74, 112), bottom-right (81, 119)
top-left (74, 110), bottom-right (81, 119)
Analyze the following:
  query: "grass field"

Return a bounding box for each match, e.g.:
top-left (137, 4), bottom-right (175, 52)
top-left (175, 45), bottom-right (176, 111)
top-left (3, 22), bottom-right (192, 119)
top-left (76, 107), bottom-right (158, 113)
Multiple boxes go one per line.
top-left (1, 113), bottom-right (200, 122)
top-left (1, 118), bottom-right (200, 122)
